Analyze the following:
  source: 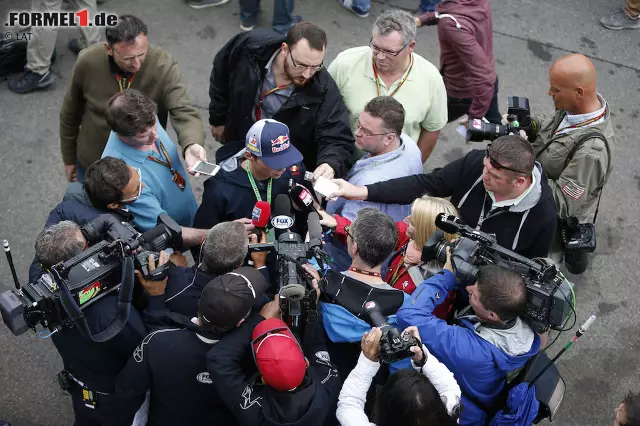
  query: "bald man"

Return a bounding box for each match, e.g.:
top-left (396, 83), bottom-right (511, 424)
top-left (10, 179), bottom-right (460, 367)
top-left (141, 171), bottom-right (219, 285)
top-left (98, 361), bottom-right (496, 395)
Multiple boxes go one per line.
top-left (525, 54), bottom-right (614, 263)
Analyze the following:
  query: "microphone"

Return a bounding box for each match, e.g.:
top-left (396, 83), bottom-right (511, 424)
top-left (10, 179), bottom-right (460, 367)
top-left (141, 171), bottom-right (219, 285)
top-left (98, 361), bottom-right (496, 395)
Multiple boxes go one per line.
top-left (435, 213), bottom-right (464, 235)
top-left (271, 194), bottom-right (295, 237)
top-left (252, 201), bottom-right (271, 229)
top-left (307, 212), bottom-right (323, 249)
top-left (3, 240), bottom-right (21, 291)
top-left (289, 183), bottom-right (318, 213)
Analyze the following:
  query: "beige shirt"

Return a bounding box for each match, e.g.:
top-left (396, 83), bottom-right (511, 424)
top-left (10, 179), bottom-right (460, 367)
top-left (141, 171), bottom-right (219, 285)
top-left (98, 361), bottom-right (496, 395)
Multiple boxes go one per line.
top-left (328, 46), bottom-right (448, 142)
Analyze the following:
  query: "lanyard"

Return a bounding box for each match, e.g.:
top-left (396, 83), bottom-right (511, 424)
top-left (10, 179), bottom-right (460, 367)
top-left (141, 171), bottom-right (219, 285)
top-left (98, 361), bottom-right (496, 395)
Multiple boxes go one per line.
top-left (476, 194), bottom-right (488, 230)
top-left (387, 244), bottom-right (409, 286)
top-left (116, 74), bottom-right (135, 92)
top-left (146, 140), bottom-right (186, 190)
top-left (348, 267), bottom-right (381, 278)
top-left (372, 54), bottom-right (414, 98)
top-left (244, 162), bottom-right (272, 204)
top-left (552, 110), bottom-right (606, 135)
top-left (255, 79), bottom-right (292, 120)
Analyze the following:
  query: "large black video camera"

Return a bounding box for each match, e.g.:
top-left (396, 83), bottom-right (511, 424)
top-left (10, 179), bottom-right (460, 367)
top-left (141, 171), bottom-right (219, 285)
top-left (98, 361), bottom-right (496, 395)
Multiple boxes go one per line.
top-left (466, 96), bottom-right (537, 142)
top-left (422, 213), bottom-right (572, 333)
top-left (0, 213), bottom-right (182, 342)
top-left (248, 194), bottom-right (326, 334)
top-left (363, 300), bottom-right (418, 364)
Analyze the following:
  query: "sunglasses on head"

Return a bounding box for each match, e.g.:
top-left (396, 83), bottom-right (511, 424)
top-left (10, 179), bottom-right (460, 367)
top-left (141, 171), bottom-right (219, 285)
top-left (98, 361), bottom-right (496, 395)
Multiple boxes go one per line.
top-left (485, 145), bottom-right (528, 174)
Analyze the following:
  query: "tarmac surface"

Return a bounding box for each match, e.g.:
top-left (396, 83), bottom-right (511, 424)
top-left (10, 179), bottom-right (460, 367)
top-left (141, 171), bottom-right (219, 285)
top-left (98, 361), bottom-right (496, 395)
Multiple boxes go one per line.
top-left (0, 0), bottom-right (638, 424)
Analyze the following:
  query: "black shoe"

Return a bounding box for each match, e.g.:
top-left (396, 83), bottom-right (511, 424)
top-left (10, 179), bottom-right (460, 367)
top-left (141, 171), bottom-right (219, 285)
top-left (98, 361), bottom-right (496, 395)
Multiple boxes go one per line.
top-left (68, 38), bottom-right (87, 55)
top-left (8, 69), bottom-right (54, 94)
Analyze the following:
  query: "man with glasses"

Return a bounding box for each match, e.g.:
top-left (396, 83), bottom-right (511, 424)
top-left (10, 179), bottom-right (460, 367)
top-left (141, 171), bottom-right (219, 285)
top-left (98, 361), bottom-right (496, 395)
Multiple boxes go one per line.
top-left (328, 10), bottom-right (447, 163)
top-left (323, 96), bottom-right (423, 271)
top-left (330, 135), bottom-right (558, 259)
top-left (208, 22), bottom-right (354, 179)
top-left (102, 89), bottom-right (208, 248)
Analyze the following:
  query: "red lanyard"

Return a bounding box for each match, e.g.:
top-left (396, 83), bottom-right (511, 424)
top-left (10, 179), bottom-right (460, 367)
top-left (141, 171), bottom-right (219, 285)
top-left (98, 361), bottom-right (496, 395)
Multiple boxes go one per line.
top-left (116, 74), bottom-right (135, 92)
top-left (255, 80), bottom-right (292, 120)
top-left (146, 140), bottom-right (186, 191)
top-left (348, 267), bottom-right (381, 278)
top-left (372, 54), bottom-right (414, 98)
top-left (387, 244), bottom-right (409, 286)
top-left (552, 110), bottom-right (606, 135)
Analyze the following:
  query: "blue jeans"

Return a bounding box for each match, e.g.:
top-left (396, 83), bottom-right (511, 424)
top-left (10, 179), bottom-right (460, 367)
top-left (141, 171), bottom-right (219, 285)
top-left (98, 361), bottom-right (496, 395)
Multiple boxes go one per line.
top-left (418, 0), bottom-right (441, 14)
top-left (240, 0), bottom-right (295, 34)
top-left (350, 0), bottom-right (440, 14)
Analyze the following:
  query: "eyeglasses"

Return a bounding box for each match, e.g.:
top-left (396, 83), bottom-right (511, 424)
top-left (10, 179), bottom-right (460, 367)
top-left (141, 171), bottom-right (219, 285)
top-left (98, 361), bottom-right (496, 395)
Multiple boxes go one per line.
top-left (288, 49), bottom-right (323, 72)
top-left (344, 225), bottom-right (356, 243)
top-left (121, 168), bottom-right (142, 202)
top-left (369, 38), bottom-right (409, 58)
top-left (355, 119), bottom-right (388, 137)
top-left (485, 146), bottom-right (528, 174)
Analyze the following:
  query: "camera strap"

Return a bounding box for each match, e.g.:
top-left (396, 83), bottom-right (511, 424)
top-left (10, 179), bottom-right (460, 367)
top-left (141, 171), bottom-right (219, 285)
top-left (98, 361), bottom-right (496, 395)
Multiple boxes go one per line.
top-left (537, 129), bottom-right (610, 223)
top-left (58, 256), bottom-right (135, 343)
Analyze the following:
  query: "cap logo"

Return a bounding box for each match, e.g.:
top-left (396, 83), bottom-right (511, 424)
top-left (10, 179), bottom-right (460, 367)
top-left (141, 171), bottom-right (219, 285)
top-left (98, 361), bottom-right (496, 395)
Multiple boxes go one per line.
top-left (247, 136), bottom-right (261, 153)
top-left (271, 135), bottom-right (290, 153)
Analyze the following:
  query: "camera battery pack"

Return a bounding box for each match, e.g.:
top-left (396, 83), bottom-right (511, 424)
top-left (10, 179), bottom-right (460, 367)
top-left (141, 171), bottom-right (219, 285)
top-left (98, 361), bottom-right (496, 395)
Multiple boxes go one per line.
top-left (82, 386), bottom-right (98, 409)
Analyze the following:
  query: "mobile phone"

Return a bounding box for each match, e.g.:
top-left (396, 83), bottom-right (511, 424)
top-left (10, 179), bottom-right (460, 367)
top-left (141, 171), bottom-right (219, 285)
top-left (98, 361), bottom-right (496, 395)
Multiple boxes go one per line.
top-left (313, 176), bottom-right (340, 200)
top-left (190, 161), bottom-right (220, 176)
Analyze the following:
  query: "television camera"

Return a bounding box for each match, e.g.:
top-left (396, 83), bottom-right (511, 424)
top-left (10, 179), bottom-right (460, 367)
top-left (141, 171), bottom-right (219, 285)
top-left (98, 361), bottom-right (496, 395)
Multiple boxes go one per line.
top-left (422, 213), bottom-right (572, 333)
top-left (0, 213), bottom-right (182, 342)
top-left (466, 96), bottom-right (537, 142)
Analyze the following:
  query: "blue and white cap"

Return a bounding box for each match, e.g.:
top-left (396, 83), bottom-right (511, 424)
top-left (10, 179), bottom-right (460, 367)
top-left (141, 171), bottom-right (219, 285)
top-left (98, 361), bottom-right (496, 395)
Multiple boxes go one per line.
top-left (245, 119), bottom-right (303, 170)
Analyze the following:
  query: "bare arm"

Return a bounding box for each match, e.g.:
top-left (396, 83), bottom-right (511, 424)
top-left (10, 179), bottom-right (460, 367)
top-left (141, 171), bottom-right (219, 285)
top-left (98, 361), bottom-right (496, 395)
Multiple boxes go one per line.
top-left (181, 227), bottom-right (208, 248)
top-left (417, 129), bottom-right (440, 163)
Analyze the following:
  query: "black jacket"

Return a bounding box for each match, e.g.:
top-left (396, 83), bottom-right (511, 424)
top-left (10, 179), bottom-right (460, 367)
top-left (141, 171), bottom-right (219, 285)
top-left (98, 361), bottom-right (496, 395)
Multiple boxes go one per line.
top-left (207, 311), bottom-right (341, 426)
top-left (114, 318), bottom-right (240, 426)
top-left (208, 29), bottom-right (355, 177)
top-left (366, 150), bottom-right (558, 258)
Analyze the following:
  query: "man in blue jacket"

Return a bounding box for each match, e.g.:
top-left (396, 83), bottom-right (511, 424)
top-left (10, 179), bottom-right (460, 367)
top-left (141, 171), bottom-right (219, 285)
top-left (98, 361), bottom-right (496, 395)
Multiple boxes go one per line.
top-left (397, 259), bottom-right (541, 425)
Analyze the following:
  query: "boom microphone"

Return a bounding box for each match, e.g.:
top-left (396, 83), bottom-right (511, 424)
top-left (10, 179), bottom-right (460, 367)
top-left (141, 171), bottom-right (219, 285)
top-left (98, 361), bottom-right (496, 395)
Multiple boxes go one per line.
top-left (307, 212), bottom-right (323, 248)
top-left (434, 213), bottom-right (465, 235)
top-left (252, 201), bottom-right (271, 229)
top-left (289, 184), bottom-right (318, 213)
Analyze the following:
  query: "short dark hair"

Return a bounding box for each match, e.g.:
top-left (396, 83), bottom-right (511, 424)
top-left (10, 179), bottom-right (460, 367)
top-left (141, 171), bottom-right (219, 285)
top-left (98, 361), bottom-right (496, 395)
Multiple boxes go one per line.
top-left (286, 22), bottom-right (327, 51)
top-left (621, 391), bottom-right (640, 426)
top-left (489, 135), bottom-right (535, 177)
top-left (350, 208), bottom-right (398, 268)
top-left (476, 265), bottom-right (527, 321)
top-left (374, 369), bottom-right (459, 426)
top-left (106, 89), bottom-right (157, 136)
top-left (35, 221), bottom-right (85, 269)
top-left (105, 14), bottom-right (148, 46)
top-left (84, 157), bottom-right (132, 209)
top-left (364, 96), bottom-right (405, 136)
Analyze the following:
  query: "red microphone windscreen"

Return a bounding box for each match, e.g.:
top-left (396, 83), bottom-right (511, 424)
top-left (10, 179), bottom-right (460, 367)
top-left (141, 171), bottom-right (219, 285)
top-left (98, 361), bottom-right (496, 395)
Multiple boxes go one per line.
top-left (252, 201), bottom-right (271, 228)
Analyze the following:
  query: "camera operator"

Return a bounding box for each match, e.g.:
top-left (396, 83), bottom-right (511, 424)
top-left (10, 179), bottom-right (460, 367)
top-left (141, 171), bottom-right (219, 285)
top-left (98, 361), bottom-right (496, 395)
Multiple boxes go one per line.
top-left (523, 54), bottom-right (614, 265)
top-left (29, 156), bottom-right (143, 283)
top-left (337, 326), bottom-right (460, 426)
top-left (330, 135), bottom-right (558, 259)
top-left (206, 281), bottom-right (341, 426)
top-left (397, 252), bottom-right (541, 425)
top-left (315, 208), bottom-right (409, 379)
top-left (34, 221), bottom-right (147, 426)
top-left (156, 221), bottom-right (270, 318)
top-left (114, 267), bottom-right (270, 426)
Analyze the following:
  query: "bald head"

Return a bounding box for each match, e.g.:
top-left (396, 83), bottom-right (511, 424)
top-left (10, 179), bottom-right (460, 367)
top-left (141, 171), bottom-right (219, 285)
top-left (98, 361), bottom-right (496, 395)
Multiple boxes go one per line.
top-left (548, 54), bottom-right (600, 114)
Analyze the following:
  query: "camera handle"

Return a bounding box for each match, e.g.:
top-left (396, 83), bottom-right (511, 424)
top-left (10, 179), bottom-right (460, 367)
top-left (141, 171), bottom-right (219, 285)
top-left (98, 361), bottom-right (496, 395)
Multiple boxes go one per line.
top-left (56, 254), bottom-right (135, 343)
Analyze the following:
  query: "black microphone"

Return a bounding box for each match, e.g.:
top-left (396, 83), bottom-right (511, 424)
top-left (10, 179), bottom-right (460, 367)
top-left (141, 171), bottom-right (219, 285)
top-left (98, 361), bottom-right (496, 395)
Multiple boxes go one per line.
top-left (435, 213), bottom-right (464, 235)
top-left (307, 212), bottom-right (323, 249)
top-left (271, 194), bottom-right (295, 238)
top-left (3, 240), bottom-right (21, 290)
top-left (289, 184), bottom-right (318, 214)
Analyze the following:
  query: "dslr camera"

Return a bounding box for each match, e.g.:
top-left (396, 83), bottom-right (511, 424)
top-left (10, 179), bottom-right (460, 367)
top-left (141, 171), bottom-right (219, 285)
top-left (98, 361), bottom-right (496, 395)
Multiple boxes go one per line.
top-left (422, 213), bottom-right (572, 333)
top-left (0, 213), bottom-right (182, 341)
top-left (363, 300), bottom-right (418, 364)
top-left (559, 216), bottom-right (596, 274)
top-left (466, 96), bottom-right (537, 142)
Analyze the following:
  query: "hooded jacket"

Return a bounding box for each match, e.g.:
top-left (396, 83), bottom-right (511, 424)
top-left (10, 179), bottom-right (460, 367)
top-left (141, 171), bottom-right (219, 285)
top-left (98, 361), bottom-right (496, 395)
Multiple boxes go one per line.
top-left (419, 0), bottom-right (496, 118)
top-left (366, 149), bottom-right (558, 259)
top-left (208, 29), bottom-right (355, 177)
top-left (206, 311), bottom-right (341, 426)
top-left (397, 271), bottom-right (541, 426)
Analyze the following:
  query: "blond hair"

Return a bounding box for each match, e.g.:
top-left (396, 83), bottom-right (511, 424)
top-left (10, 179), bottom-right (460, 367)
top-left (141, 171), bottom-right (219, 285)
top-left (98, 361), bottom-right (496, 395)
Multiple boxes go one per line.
top-left (410, 196), bottom-right (459, 247)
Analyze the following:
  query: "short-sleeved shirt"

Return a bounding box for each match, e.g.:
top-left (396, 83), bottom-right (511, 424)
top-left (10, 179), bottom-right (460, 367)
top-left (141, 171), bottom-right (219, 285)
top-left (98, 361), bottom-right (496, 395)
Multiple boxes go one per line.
top-left (102, 121), bottom-right (199, 231)
top-left (328, 46), bottom-right (448, 141)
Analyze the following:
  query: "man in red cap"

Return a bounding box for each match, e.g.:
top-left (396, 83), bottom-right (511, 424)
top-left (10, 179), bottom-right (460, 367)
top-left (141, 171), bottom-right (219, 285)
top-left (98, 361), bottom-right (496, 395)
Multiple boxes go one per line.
top-left (207, 286), bottom-right (341, 426)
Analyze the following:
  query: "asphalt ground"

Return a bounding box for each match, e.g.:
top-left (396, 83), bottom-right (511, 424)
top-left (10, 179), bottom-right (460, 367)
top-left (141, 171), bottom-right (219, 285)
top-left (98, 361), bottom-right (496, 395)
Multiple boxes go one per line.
top-left (0, 0), bottom-right (638, 424)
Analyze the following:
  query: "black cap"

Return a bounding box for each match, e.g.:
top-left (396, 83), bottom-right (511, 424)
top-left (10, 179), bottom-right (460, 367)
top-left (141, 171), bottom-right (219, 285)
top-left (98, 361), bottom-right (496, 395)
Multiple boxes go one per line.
top-left (199, 267), bottom-right (269, 327)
